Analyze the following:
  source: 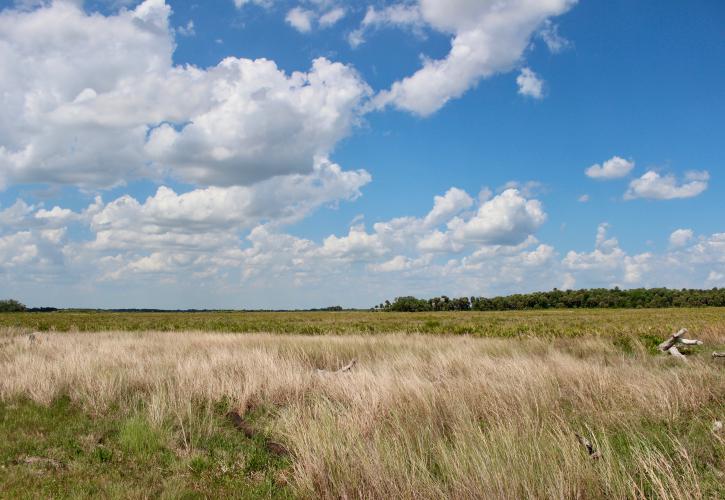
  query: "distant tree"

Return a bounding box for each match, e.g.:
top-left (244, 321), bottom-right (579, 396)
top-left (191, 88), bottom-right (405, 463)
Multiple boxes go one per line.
top-left (374, 288), bottom-right (725, 312)
top-left (0, 299), bottom-right (27, 312)
top-left (388, 296), bottom-right (431, 312)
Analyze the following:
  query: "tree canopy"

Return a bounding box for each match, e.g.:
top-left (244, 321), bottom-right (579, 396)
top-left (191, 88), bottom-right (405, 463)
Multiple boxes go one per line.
top-left (0, 299), bottom-right (27, 312)
top-left (373, 288), bottom-right (725, 312)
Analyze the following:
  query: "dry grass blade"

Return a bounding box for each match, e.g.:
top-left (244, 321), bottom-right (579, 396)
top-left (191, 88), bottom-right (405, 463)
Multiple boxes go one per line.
top-left (0, 329), bottom-right (722, 498)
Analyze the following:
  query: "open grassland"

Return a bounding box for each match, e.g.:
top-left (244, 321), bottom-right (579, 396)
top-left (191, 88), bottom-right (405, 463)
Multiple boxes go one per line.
top-left (1, 314), bottom-right (724, 499)
top-left (2, 307), bottom-right (725, 339)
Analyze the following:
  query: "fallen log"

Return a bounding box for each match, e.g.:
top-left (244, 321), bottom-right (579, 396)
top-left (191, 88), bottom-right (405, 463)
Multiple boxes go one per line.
top-left (658, 328), bottom-right (687, 352)
top-left (668, 346), bottom-right (687, 361)
top-left (712, 352), bottom-right (725, 358)
top-left (658, 328), bottom-right (703, 361)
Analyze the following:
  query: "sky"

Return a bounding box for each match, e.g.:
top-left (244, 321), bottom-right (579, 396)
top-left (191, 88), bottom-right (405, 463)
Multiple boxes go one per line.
top-left (0, 0), bottom-right (723, 309)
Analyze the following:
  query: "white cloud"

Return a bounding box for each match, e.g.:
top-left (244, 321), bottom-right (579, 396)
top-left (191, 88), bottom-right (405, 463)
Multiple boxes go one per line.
top-left (625, 170), bottom-right (709, 200)
top-left (578, 194), bottom-right (590, 203)
top-left (285, 7), bottom-right (314, 33)
top-left (423, 187), bottom-right (473, 227)
top-left (561, 272), bottom-right (576, 290)
top-left (0, 200), bottom-right (35, 226)
top-left (372, 0), bottom-right (577, 116)
top-left (449, 189), bottom-right (547, 245)
top-left (669, 228), bottom-right (693, 247)
top-left (2, 187), bottom-right (725, 307)
top-left (144, 57), bottom-right (371, 186)
top-left (348, 4), bottom-right (425, 48)
top-left (0, 232), bottom-right (39, 269)
top-left (707, 271), bottom-right (724, 286)
top-left (585, 156), bottom-right (634, 179)
top-left (369, 254), bottom-right (431, 273)
top-left (88, 159), bottom-right (370, 252)
top-left (537, 20), bottom-right (571, 53)
top-left (0, 0), bottom-right (173, 189)
top-left (317, 227), bottom-right (386, 261)
top-left (0, 1), bottom-right (370, 189)
top-left (283, 2), bottom-right (346, 33)
top-left (319, 7), bottom-right (345, 28)
top-left (516, 68), bottom-right (544, 99)
top-left (233, 0), bottom-right (272, 8)
top-left (176, 20), bottom-right (195, 37)
top-left (563, 223), bottom-right (653, 286)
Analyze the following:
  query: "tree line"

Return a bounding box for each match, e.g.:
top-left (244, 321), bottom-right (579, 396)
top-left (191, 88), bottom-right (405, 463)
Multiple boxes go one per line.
top-left (373, 288), bottom-right (725, 312)
top-left (0, 299), bottom-right (27, 312)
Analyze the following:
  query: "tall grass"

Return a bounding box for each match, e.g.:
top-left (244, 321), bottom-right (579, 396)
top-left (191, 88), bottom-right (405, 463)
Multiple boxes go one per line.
top-left (1, 329), bottom-right (723, 498)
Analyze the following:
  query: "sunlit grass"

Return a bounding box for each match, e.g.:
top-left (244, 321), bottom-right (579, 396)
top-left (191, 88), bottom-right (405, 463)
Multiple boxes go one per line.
top-left (1, 325), bottom-right (723, 498)
top-left (2, 307), bottom-right (725, 340)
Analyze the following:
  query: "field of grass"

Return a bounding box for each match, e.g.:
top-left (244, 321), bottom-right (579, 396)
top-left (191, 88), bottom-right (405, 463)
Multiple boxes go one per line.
top-left (3, 307), bottom-right (725, 339)
top-left (1, 309), bottom-right (723, 498)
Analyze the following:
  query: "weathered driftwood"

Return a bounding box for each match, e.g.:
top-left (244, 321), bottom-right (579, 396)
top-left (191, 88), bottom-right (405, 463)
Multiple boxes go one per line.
top-left (712, 352), bottom-right (725, 358)
top-left (713, 421), bottom-right (723, 434)
top-left (317, 358), bottom-right (357, 374)
top-left (658, 328), bottom-right (703, 361)
top-left (338, 358), bottom-right (357, 372)
top-left (658, 328), bottom-right (687, 351)
top-left (668, 346), bottom-right (687, 361)
top-left (575, 433), bottom-right (602, 460)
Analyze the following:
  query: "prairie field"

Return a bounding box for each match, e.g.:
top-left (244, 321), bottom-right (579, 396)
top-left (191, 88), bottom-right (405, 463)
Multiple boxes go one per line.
top-left (3, 307), bottom-right (725, 338)
top-left (0, 309), bottom-right (724, 499)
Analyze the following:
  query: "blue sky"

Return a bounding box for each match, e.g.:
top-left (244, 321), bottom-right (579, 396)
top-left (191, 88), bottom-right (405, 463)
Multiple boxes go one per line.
top-left (0, 0), bottom-right (723, 308)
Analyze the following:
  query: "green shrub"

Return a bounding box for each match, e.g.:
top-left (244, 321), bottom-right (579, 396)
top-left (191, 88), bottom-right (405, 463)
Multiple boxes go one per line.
top-left (0, 299), bottom-right (26, 312)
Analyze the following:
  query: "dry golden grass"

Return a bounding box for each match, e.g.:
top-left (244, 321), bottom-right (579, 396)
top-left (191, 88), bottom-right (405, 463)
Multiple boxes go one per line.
top-left (1, 328), bottom-right (723, 499)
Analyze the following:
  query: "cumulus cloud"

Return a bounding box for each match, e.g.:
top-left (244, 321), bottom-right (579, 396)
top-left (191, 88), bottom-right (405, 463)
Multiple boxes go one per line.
top-left (449, 189), bottom-right (546, 245)
top-left (423, 187), bottom-right (473, 227)
top-left (348, 4), bottom-right (425, 48)
top-left (625, 170), bottom-right (710, 200)
top-left (516, 68), bottom-right (544, 99)
top-left (144, 57), bottom-right (370, 186)
top-left (0, 1), bottom-right (370, 189)
top-left (285, 7), bottom-right (314, 33)
top-left (563, 223), bottom-right (653, 286)
top-left (88, 159), bottom-right (370, 251)
top-left (669, 228), bottom-right (694, 247)
top-left (2, 186), bottom-right (725, 306)
top-left (372, 0), bottom-right (577, 115)
top-left (585, 156), bottom-right (634, 179)
top-left (368, 254), bottom-right (431, 273)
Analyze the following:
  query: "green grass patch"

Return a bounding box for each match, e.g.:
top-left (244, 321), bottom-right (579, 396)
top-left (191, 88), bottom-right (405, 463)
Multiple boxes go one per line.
top-left (2, 307), bottom-right (724, 339)
top-left (0, 398), bottom-right (293, 499)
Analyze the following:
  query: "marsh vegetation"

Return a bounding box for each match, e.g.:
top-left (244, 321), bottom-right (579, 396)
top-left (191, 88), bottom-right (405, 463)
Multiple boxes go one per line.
top-left (0, 310), bottom-right (723, 498)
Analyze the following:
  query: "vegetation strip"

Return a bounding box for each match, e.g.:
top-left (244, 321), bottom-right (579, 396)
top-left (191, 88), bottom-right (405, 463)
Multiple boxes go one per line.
top-left (1, 321), bottom-right (723, 498)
